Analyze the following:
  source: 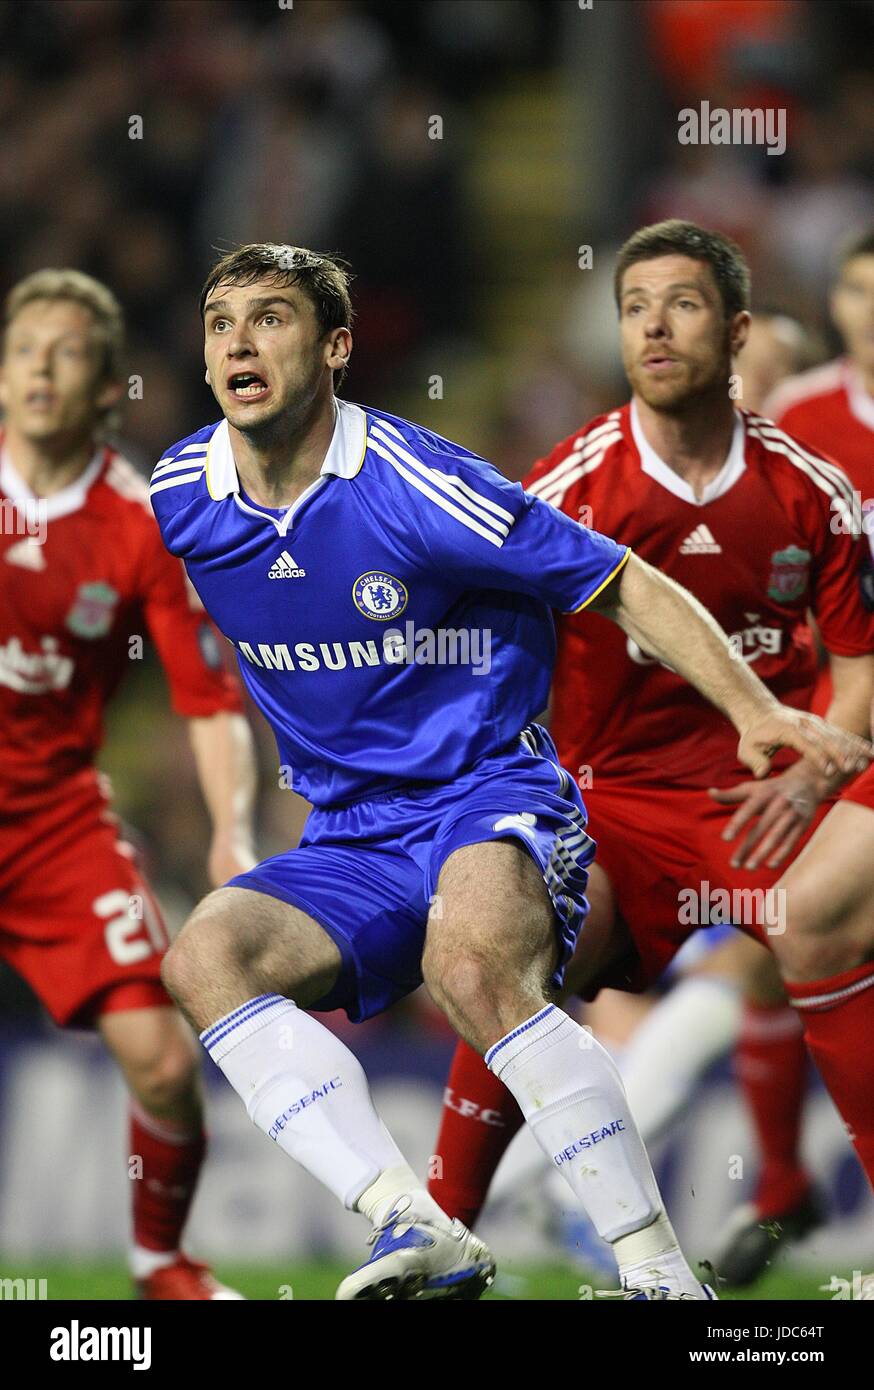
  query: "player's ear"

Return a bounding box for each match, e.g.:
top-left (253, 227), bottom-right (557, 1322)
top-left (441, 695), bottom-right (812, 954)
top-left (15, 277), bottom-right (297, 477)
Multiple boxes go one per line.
top-left (326, 327), bottom-right (352, 372)
top-left (730, 310), bottom-right (751, 358)
top-left (205, 369), bottom-right (212, 386)
top-left (96, 378), bottom-right (124, 413)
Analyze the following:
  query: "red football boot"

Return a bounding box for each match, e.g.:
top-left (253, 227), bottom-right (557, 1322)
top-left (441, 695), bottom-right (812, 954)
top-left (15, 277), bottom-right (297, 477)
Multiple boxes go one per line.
top-left (136, 1255), bottom-right (244, 1300)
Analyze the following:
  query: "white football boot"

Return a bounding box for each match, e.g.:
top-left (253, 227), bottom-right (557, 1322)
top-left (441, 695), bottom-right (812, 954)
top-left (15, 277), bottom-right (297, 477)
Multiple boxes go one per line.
top-left (336, 1198), bottom-right (495, 1301)
top-left (597, 1279), bottom-right (717, 1300)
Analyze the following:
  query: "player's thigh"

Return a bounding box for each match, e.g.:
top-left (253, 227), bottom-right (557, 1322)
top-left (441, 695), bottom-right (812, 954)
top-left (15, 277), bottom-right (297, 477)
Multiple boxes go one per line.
top-left (773, 800), bottom-right (874, 975)
top-left (424, 838), bottom-right (558, 993)
top-left (167, 885), bottom-right (342, 1014)
top-left (0, 822), bottom-right (171, 1028)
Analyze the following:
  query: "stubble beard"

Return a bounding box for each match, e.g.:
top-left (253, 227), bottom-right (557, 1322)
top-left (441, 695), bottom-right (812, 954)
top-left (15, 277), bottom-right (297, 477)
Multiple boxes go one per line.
top-left (230, 372), bottom-right (323, 450)
top-left (632, 356), bottom-right (731, 418)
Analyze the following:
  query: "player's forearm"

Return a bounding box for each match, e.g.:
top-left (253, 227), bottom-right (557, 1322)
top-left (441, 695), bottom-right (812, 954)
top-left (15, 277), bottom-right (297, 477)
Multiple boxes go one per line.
top-left (594, 552), bottom-right (778, 733)
top-left (188, 712), bottom-right (258, 841)
top-left (824, 653), bottom-right (874, 738)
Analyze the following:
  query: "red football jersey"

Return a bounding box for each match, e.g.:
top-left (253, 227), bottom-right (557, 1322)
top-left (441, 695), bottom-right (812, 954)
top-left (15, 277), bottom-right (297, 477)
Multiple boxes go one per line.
top-left (0, 438), bottom-right (242, 810)
top-left (765, 357), bottom-right (874, 499)
top-left (526, 403), bottom-right (874, 789)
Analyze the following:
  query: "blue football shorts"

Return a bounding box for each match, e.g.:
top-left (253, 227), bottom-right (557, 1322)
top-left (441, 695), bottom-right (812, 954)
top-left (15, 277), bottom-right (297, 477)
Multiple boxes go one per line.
top-left (228, 723), bottom-right (595, 1021)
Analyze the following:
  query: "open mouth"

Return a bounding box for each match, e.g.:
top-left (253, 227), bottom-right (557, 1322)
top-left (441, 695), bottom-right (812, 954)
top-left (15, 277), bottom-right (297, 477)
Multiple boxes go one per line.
top-left (642, 356), bottom-right (681, 375)
top-left (228, 372), bottom-right (269, 400)
top-left (26, 390), bottom-right (57, 408)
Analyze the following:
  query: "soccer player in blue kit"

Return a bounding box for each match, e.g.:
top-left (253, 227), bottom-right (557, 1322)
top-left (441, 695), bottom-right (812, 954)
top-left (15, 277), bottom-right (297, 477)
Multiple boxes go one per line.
top-left (149, 244), bottom-right (870, 1301)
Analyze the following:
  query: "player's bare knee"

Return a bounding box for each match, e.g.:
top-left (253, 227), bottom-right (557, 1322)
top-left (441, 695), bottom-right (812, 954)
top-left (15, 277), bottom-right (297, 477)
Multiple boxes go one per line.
top-left (768, 884), bottom-right (856, 980)
top-left (132, 1041), bottom-right (200, 1113)
top-left (162, 896), bottom-right (242, 1005)
top-left (159, 942), bottom-right (189, 1010)
top-left (157, 928), bottom-right (204, 1006)
top-left (424, 945), bottom-right (542, 1051)
top-left (771, 926), bottom-right (854, 982)
top-left (160, 923), bottom-right (219, 1012)
top-left (424, 947), bottom-right (495, 1019)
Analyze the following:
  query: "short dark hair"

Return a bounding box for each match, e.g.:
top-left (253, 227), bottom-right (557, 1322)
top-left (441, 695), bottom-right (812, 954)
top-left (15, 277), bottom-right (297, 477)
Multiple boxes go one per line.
top-left (200, 243), bottom-right (354, 380)
top-left (614, 219), bottom-right (751, 320)
top-left (836, 228), bottom-right (874, 275)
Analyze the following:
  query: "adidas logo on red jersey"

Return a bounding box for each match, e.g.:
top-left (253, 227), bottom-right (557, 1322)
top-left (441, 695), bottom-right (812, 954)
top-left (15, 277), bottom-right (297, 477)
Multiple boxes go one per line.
top-left (680, 525), bottom-right (722, 555)
top-left (4, 538), bottom-right (47, 570)
top-left (267, 550), bottom-right (306, 579)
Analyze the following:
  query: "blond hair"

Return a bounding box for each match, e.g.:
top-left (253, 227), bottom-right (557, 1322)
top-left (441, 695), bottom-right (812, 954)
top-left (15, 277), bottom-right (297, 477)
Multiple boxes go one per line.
top-left (4, 268), bottom-right (125, 381)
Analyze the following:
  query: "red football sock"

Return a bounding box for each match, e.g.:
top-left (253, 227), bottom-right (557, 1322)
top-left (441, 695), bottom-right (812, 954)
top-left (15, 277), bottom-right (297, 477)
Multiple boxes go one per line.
top-left (735, 1001), bottom-right (810, 1217)
top-left (428, 1040), bottom-right (524, 1227)
top-left (784, 962), bottom-right (874, 1194)
top-left (129, 1101), bottom-right (207, 1252)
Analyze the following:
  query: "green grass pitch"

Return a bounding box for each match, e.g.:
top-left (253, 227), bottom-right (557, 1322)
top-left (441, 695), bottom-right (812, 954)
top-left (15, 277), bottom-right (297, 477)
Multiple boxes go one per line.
top-left (0, 1258), bottom-right (833, 1300)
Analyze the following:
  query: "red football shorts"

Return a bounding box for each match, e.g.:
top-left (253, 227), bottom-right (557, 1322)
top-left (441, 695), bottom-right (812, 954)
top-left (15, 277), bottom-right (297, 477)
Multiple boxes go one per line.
top-left (840, 760), bottom-right (874, 812)
top-left (0, 771), bottom-right (173, 1027)
top-left (581, 778), bottom-right (834, 991)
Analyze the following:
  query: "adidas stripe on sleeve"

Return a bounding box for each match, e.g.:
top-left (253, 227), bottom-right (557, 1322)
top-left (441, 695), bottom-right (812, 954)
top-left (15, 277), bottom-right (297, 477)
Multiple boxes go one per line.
top-left (149, 434), bottom-right (211, 556)
top-left (369, 421), bottom-right (629, 613)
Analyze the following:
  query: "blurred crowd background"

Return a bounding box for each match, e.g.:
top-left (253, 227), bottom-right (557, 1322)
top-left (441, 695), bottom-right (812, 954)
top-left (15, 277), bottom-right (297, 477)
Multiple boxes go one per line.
top-left (3, 0), bottom-right (874, 1034)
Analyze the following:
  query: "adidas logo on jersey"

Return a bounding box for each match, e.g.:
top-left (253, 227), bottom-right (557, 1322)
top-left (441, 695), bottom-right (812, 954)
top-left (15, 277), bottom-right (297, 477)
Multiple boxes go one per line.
top-left (268, 550), bottom-right (306, 579)
top-left (680, 524), bottom-right (722, 555)
top-left (4, 538), bottom-right (47, 570)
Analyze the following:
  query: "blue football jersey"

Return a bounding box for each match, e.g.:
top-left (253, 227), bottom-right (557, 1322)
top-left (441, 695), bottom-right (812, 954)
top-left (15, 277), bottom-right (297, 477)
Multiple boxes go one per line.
top-left (149, 399), bottom-right (629, 807)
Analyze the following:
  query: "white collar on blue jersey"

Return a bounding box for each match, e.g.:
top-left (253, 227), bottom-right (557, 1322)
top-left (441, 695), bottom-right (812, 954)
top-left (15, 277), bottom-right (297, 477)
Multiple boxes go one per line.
top-left (630, 399), bottom-right (746, 507)
top-left (205, 397), bottom-right (368, 501)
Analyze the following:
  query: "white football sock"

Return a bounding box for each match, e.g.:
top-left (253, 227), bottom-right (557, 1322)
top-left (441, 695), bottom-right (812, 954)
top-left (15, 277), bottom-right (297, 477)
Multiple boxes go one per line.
top-left (618, 977), bottom-right (742, 1144)
top-left (129, 1246), bottom-right (178, 1279)
top-left (486, 1004), bottom-right (702, 1295)
top-left (613, 1212), bottom-right (706, 1296)
top-left (356, 1163), bottom-right (449, 1228)
top-left (201, 995), bottom-right (419, 1212)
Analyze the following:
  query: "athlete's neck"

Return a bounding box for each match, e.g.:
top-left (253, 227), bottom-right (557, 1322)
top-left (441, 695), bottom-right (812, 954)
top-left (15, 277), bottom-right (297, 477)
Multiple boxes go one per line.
top-left (853, 357), bottom-right (874, 399)
top-left (633, 391), bottom-right (737, 502)
top-left (2, 424), bottom-right (97, 497)
top-left (228, 391), bottom-right (337, 509)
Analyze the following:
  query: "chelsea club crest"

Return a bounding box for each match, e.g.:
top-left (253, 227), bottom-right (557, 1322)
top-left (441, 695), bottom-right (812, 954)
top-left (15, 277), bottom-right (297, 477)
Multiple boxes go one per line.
top-left (353, 571), bottom-right (408, 621)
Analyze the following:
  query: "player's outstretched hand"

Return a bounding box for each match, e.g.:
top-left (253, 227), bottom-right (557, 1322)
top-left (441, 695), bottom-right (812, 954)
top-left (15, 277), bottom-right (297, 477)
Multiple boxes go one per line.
top-left (710, 760), bottom-right (826, 870)
top-left (737, 707), bottom-right (872, 782)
